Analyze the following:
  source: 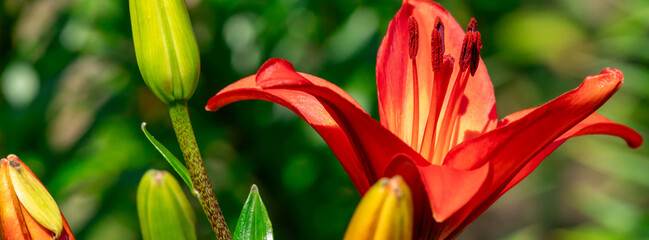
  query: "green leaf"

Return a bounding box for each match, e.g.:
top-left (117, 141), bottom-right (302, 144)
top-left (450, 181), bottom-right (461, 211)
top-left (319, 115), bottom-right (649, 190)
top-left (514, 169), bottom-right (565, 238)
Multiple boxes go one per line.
top-left (141, 122), bottom-right (194, 194)
top-left (234, 184), bottom-right (273, 240)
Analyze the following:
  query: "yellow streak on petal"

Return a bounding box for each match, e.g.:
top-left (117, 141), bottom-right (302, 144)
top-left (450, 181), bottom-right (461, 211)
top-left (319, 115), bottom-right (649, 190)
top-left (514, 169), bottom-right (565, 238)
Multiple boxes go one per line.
top-left (8, 161), bottom-right (62, 238)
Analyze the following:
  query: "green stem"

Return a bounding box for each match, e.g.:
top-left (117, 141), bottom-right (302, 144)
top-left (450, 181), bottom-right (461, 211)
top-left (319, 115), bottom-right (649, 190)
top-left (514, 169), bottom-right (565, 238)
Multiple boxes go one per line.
top-left (168, 100), bottom-right (231, 240)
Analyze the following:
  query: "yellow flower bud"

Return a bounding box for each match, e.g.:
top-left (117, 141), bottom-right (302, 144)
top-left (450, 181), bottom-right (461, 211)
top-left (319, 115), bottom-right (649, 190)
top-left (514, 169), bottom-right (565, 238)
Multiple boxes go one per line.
top-left (129, 0), bottom-right (200, 104)
top-left (0, 154), bottom-right (75, 240)
top-left (344, 176), bottom-right (413, 240)
top-left (137, 170), bottom-right (196, 240)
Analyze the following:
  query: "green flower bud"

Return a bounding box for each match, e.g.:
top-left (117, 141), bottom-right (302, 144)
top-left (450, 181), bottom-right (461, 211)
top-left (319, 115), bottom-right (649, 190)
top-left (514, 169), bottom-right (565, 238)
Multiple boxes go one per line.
top-left (129, 0), bottom-right (200, 104)
top-left (344, 176), bottom-right (413, 240)
top-left (137, 170), bottom-right (196, 240)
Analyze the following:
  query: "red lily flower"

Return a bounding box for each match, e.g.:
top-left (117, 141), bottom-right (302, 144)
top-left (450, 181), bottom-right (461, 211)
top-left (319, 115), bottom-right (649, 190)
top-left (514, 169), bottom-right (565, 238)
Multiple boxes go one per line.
top-left (206, 0), bottom-right (642, 238)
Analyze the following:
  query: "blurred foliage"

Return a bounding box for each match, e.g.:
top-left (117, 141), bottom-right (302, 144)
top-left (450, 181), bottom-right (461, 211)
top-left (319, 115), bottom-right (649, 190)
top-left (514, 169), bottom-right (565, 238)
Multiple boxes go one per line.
top-left (0, 0), bottom-right (648, 239)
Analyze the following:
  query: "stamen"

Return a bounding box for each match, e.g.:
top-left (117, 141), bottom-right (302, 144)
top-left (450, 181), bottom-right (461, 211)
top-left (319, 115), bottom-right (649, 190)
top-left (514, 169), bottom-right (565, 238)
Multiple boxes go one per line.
top-left (459, 18), bottom-right (482, 76)
top-left (449, 96), bottom-right (468, 148)
top-left (408, 16), bottom-right (421, 149)
top-left (431, 17), bottom-right (445, 72)
top-left (467, 18), bottom-right (477, 32)
top-left (420, 55), bottom-right (454, 160)
top-left (408, 16), bottom-right (419, 59)
top-left (423, 18), bottom-right (485, 164)
top-left (435, 17), bottom-right (445, 44)
top-left (433, 70), bottom-right (471, 164)
top-left (411, 61), bottom-right (420, 149)
top-left (469, 32), bottom-right (482, 76)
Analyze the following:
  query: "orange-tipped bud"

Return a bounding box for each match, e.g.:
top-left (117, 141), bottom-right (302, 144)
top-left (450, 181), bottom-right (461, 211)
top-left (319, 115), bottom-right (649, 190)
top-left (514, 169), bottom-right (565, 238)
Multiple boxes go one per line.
top-left (0, 154), bottom-right (74, 240)
top-left (344, 176), bottom-right (413, 240)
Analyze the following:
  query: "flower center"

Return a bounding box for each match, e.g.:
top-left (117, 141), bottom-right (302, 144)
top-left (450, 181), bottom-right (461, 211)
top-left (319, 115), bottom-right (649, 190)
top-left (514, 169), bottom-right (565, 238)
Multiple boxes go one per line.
top-left (408, 17), bottom-right (482, 165)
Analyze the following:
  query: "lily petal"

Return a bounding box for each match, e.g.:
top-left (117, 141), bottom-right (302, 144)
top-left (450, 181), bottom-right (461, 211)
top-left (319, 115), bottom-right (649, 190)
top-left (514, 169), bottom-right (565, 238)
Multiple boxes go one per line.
top-left (419, 161), bottom-right (490, 223)
top-left (207, 59), bottom-right (488, 224)
top-left (383, 153), bottom-right (490, 239)
top-left (207, 59), bottom-right (416, 193)
top-left (442, 112), bottom-right (642, 239)
top-left (499, 111), bottom-right (642, 196)
top-left (440, 68), bottom-right (632, 237)
top-left (377, 0), bottom-right (497, 147)
top-left (445, 68), bottom-right (624, 170)
top-left (207, 79), bottom-right (374, 192)
top-left (257, 60), bottom-right (492, 221)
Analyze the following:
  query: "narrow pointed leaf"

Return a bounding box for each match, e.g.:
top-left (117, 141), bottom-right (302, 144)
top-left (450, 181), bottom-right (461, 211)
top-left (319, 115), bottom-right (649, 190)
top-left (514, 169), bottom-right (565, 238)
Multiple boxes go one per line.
top-left (234, 185), bottom-right (273, 240)
top-left (141, 122), bottom-right (194, 193)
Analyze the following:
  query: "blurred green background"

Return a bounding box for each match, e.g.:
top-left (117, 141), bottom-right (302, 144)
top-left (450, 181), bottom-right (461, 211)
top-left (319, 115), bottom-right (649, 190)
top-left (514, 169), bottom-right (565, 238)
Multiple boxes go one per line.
top-left (1, 0), bottom-right (648, 239)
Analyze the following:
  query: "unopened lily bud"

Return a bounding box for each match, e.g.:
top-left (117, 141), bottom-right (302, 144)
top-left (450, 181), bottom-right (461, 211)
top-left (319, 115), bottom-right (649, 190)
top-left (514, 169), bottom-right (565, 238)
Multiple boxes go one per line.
top-left (129, 0), bottom-right (200, 104)
top-left (344, 176), bottom-right (413, 240)
top-left (0, 154), bottom-right (74, 240)
top-left (137, 170), bottom-right (196, 240)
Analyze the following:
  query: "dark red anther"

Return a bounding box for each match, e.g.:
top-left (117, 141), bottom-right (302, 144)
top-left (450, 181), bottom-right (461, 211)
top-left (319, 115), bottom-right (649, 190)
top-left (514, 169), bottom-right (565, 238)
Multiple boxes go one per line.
top-left (431, 16), bottom-right (445, 72)
top-left (434, 16), bottom-right (445, 44)
top-left (467, 18), bottom-right (477, 32)
top-left (459, 18), bottom-right (482, 76)
top-left (408, 16), bottom-right (419, 59)
top-left (469, 32), bottom-right (481, 75)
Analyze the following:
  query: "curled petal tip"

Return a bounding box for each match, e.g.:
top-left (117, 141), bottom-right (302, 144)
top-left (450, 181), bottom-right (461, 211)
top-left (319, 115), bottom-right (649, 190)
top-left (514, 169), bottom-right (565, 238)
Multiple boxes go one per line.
top-left (600, 68), bottom-right (623, 80)
top-left (255, 58), bottom-right (311, 89)
top-left (256, 58), bottom-right (294, 75)
top-left (621, 124), bottom-right (643, 149)
top-left (585, 68), bottom-right (624, 91)
top-left (205, 100), bottom-right (222, 111)
top-left (629, 134), bottom-right (643, 149)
